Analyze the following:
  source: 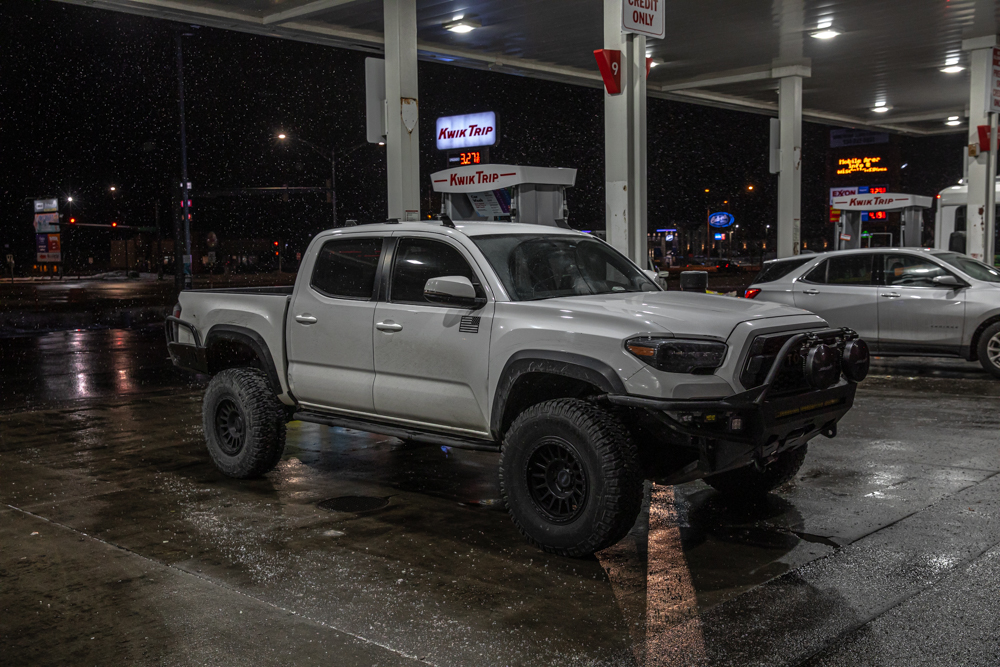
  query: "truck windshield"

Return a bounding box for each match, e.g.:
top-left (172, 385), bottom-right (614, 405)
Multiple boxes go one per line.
top-left (934, 252), bottom-right (1000, 283)
top-left (472, 234), bottom-right (658, 301)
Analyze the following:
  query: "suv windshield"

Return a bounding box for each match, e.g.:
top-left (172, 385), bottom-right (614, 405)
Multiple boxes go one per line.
top-left (472, 234), bottom-right (658, 301)
top-left (934, 252), bottom-right (1000, 283)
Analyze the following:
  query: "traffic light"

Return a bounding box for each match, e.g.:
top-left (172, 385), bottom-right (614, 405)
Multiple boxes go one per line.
top-left (111, 221), bottom-right (118, 227)
top-left (69, 217), bottom-right (77, 224)
top-left (274, 241), bottom-right (279, 257)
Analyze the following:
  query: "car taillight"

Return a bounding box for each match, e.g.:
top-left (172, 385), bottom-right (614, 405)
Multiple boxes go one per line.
top-left (172, 303), bottom-right (182, 318)
top-left (744, 288), bottom-right (761, 299)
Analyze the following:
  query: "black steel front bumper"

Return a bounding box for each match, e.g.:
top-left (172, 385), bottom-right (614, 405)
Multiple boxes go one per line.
top-left (606, 328), bottom-right (861, 479)
top-left (165, 316), bottom-right (208, 374)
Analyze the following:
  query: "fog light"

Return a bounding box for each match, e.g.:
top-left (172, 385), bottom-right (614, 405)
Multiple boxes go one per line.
top-left (803, 344), bottom-right (839, 389)
top-left (841, 339), bottom-right (870, 382)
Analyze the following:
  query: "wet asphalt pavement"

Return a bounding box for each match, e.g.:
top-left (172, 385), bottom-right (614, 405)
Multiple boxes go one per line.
top-left (1, 327), bottom-right (999, 666)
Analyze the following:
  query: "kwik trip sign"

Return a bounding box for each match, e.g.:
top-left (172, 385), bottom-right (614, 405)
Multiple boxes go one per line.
top-left (436, 111), bottom-right (498, 151)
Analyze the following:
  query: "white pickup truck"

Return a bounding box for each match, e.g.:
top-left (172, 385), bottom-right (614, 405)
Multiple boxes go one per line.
top-left (166, 220), bottom-right (869, 557)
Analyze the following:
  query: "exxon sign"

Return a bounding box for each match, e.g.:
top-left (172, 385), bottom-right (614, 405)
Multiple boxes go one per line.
top-left (708, 212), bottom-right (734, 228)
top-left (436, 111), bottom-right (497, 151)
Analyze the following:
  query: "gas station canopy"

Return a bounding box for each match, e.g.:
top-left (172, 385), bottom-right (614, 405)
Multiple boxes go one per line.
top-left (59, 0), bottom-right (993, 136)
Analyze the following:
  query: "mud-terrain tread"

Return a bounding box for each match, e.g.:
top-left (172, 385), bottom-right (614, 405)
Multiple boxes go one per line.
top-left (202, 368), bottom-right (286, 479)
top-left (704, 444), bottom-right (808, 497)
top-left (977, 322), bottom-right (1000, 379)
top-left (500, 398), bottom-right (643, 558)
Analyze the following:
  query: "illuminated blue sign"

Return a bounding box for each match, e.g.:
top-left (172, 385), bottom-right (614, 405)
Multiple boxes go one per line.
top-left (709, 212), bottom-right (734, 228)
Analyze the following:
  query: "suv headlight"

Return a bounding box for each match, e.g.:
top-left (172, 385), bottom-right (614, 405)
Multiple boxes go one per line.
top-left (625, 337), bottom-right (728, 374)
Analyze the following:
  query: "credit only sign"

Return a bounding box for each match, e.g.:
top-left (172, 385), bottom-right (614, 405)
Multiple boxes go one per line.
top-left (436, 112), bottom-right (497, 151)
top-left (622, 0), bottom-right (664, 39)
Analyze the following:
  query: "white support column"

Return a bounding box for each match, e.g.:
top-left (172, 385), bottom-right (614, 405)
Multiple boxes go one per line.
top-left (776, 75), bottom-right (802, 258)
top-left (604, 0), bottom-right (647, 266)
top-left (964, 36), bottom-right (997, 261)
top-left (384, 0), bottom-right (420, 221)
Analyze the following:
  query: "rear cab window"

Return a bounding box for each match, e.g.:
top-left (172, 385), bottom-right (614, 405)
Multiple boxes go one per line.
top-left (310, 237), bottom-right (384, 299)
top-left (752, 257), bottom-right (813, 284)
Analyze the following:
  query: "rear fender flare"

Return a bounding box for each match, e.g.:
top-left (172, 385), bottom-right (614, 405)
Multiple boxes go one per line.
top-left (205, 325), bottom-right (282, 395)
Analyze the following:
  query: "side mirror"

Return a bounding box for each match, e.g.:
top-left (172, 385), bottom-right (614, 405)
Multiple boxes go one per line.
top-left (933, 274), bottom-right (964, 288)
top-left (424, 275), bottom-right (487, 309)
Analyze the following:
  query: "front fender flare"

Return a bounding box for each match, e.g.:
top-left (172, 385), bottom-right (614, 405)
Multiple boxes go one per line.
top-left (490, 350), bottom-right (627, 440)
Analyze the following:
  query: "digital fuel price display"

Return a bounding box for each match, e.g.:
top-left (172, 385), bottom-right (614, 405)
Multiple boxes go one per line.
top-left (447, 148), bottom-right (490, 167)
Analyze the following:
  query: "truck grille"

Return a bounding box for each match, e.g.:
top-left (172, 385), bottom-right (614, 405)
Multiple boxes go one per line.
top-left (740, 330), bottom-right (848, 396)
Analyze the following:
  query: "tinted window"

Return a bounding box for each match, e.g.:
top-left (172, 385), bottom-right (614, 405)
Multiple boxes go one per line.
top-left (954, 205), bottom-right (967, 233)
top-left (310, 237), bottom-right (383, 299)
top-left (752, 257), bottom-right (812, 284)
top-left (391, 238), bottom-right (477, 304)
top-left (827, 255), bottom-right (873, 285)
top-left (473, 234), bottom-right (657, 301)
top-left (884, 254), bottom-right (948, 287)
top-left (802, 260), bottom-right (828, 284)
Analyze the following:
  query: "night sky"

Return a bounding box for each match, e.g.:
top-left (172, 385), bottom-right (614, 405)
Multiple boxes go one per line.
top-left (0, 0), bottom-right (965, 267)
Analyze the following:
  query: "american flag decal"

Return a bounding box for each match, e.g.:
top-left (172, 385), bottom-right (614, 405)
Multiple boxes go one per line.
top-left (459, 316), bottom-right (481, 334)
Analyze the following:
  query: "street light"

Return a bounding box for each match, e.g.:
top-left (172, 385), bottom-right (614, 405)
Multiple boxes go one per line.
top-left (274, 132), bottom-right (383, 227)
top-left (109, 186), bottom-right (117, 192)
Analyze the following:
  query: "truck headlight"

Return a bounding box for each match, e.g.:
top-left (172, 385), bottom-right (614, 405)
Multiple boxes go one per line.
top-left (625, 337), bottom-right (728, 374)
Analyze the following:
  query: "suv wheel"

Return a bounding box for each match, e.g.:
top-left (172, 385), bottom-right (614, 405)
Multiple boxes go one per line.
top-left (704, 445), bottom-right (808, 497)
top-left (977, 322), bottom-right (1000, 379)
top-left (500, 399), bottom-right (643, 557)
top-left (202, 368), bottom-right (286, 479)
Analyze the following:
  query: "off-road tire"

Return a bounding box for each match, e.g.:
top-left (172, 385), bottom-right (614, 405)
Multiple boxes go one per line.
top-left (499, 399), bottom-right (643, 558)
top-left (977, 322), bottom-right (1000, 379)
top-left (202, 368), bottom-right (286, 479)
top-left (704, 444), bottom-right (808, 497)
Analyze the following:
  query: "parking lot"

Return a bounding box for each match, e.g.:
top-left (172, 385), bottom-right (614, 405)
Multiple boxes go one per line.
top-left (2, 326), bottom-right (998, 666)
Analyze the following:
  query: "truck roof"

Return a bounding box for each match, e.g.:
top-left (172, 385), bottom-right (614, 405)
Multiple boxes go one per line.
top-left (327, 221), bottom-right (586, 238)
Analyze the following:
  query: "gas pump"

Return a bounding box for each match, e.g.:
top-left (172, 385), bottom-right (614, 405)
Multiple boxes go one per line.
top-left (831, 192), bottom-right (932, 249)
top-left (430, 164), bottom-right (576, 226)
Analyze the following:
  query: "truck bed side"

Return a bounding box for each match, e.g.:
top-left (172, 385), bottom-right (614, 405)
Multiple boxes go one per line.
top-left (176, 288), bottom-right (293, 401)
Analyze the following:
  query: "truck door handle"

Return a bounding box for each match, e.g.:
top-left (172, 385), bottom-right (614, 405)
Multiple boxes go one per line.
top-left (376, 321), bottom-right (403, 332)
top-left (802, 289), bottom-right (820, 295)
top-left (881, 292), bottom-right (901, 299)
top-left (294, 314), bottom-right (318, 324)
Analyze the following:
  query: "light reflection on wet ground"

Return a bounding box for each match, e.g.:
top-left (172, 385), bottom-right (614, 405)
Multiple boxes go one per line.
top-left (2, 329), bottom-right (999, 665)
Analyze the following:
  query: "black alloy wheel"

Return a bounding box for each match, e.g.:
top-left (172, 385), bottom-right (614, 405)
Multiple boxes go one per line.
top-left (214, 398), bottom-right (246, 456)
top-left (526, 438), bottom-right (588, 523)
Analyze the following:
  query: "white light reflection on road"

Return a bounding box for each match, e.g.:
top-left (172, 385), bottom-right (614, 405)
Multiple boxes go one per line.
top-left (598, 483), bottom-right (706, 666)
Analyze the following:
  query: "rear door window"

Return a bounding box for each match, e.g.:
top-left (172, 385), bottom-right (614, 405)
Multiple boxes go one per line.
top-left (826, 254), bottom-right (874, 285)
top-left (310, 237), bottom-right (384, 299)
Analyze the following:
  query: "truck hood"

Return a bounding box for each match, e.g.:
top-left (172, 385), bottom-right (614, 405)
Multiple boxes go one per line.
top-left (537, 291), bottom-right (818, 339)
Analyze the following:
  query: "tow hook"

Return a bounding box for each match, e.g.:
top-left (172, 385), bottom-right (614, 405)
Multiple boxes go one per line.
top-left (820, 423), bottom-right (838, 439)
top-left (753, 451), bottom-right (779, 472)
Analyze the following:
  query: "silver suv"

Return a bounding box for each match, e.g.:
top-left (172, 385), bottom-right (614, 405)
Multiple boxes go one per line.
top-left (746, 247), bottom-right (1000, 377)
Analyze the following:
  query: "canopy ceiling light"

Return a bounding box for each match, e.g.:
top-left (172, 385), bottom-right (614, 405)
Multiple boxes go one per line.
top-left (443, 16), bottom-right (481, 33)
top-left (872, 101), bottom-right (890, 113)
top-left (941, 56), bottom-right (965, 74)
top-left (811, 20), bottom-right (839, 39)
top-left (946, 116), bottom-right (962, 126)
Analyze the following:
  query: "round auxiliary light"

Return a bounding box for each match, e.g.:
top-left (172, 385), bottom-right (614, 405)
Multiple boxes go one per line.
top-left (841, 339), bottom-right (870, 383)
top-left (803, 344), bottom-right (840, 389)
